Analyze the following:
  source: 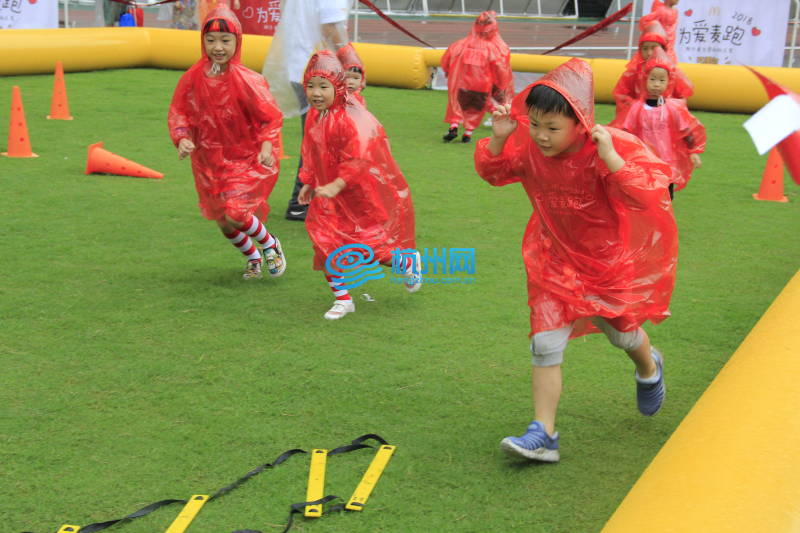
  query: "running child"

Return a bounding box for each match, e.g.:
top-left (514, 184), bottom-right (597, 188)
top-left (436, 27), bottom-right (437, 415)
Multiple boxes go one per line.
top-left (297, 51), bottom-right (420, 320)
top-left (474, 58), bottom-right (679, 462)
top-left (619, 47), bottom-right (705, 199)
top-left (441, 10), bottom-right (513, 143)
top-left (168, 6), bottom-right (286, 279)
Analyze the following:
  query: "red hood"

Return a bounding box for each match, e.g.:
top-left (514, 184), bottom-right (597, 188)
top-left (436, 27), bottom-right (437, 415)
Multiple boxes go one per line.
top-left (513, 57), bottom-right (595, 131)
top-left (640, 46), bottom-right (676, 97)
top-left (336, 44), bottom-right (366, 89)
top-left (639, 19), bottom-right (668, 48)
top-left (304, 50), bottom-right (348, 108)
top-left (472, 10), bottom-right (499, 39)
top-left (201, 6), bottom-right (243, 64)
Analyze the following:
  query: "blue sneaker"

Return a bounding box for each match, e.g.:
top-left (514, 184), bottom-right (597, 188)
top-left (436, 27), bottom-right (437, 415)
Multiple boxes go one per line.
top-left (500, 421), bottom-right (560, 462)
top-left (636, 348), bottom-right (666, 416)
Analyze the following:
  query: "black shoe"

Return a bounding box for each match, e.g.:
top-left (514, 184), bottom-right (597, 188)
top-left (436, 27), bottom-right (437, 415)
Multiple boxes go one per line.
top-left (442, 127), bottom-right (458, 142)
top-left (461, 134), bottom-right (471, 143)
top-left (285, 206), bottom-right (307, 221)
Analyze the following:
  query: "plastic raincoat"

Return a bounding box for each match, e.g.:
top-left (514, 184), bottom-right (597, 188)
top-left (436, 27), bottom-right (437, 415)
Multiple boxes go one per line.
top-left (168, 7), bottom-right (283, 223)
top-left (441, 11), bottom-right (513, 131)
top-left (474, 58), bottom-right (678, 337)
top-left (620, 48), bottom-right (706, 191)
top-left (641, 1), bottom-right (678, 51)
top-left (337, 43), bottom-right (367, 107)
top-left (612, 21), bottom-right (693, 125)
top-left (300, 51), bottom-right (416, 271)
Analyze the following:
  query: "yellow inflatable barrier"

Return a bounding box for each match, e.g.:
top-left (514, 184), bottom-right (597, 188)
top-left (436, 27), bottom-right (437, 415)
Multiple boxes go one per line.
top-left (602, 270), bottom-right (800, 533)
top-left (2, 27), bottom-right (799, 112)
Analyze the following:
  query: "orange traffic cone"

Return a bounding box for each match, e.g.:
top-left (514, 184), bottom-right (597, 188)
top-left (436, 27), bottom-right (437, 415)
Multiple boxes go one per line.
top-left (753, 148), bottom-right (788, 203)
top-left (2, 86), bottom-right (38, 158)
top-left (47, 61), bottom-right (73, 120)
top-left (85, 142), bottom-right (163, 179)
top-left (278, 131), bottom-right (289, 160)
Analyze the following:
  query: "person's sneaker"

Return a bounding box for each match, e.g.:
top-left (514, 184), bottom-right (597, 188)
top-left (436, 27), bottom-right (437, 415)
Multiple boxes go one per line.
top-left (500, 421), bottom-right (560, 462)
top-left (461, 134), bottom-right (471, 143)
top-left (404, 251), bottom-right (422, 293)
top-left (263, 237), bottom-right (286, 277)
top-left (636, 348), bottom-right (666, 416)
top-left (285, 206), bottom-right (307, 221)
top-left (242, 259), bottom-right (262, 280)
top-left (442, 127), bottom-right (458, 142)
top-left (324, 299), bottom-right (355, 320)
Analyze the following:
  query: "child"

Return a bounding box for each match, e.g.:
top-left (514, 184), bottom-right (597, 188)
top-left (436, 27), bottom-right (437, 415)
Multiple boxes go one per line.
top-left (612, 20), bottom-right (692, 125)
top-left (168, 6), bottom-right (286, 279)
top-left (619, 47), bottom-right (705, 198)
top-left (441, 10), bottom-right (513, 143)
top-left (337, 43), bottom-right (367, 107)
top-left (641, 0), bottom-right (679, 52)
top-left (474, 58), bottom-right (678, 462)
top-left (297, 51), bottom-right (420, 320)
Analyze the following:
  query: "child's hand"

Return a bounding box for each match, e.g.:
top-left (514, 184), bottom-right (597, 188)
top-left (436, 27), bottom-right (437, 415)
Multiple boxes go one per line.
top-left (315, 178), bottom-right (346, 199)
top-left (298, 184), bottom-right (314, 205)
top-left (178, 138), bottom-right (195, 160)
top-left (690, 153), bottom-right (702, 169)
top-left (259, 141), bottom-right (274, 168)
top-left (491, 103), bottom-right (517, 140)
top-left (591, 125), bottom-right (624, 172)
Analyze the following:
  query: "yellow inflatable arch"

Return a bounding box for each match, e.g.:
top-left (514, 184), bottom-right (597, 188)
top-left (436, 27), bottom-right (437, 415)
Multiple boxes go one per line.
top-left (2, 27), bottom-right (799, 113)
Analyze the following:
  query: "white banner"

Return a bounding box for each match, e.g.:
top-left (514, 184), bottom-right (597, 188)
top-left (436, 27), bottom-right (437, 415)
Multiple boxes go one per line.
top-left (675, 0), bottom-right (790, 66)
top-left (0, 0), bottom-right (58, 29)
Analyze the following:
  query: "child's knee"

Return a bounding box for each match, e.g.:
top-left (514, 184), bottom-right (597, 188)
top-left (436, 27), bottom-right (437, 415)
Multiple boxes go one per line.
top-left (592, 318), bottom-right (644, 352)
top-left (224, 212), bottom-right (246, 228)
top-left (530, 327), bottom-right (571, 367)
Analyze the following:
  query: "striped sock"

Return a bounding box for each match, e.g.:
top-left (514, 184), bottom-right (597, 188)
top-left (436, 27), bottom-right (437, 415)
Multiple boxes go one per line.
top-left (325, 275), bottom-right (351, 301)
top-left (464, 129), bottom-right (473, 136)
top-left (242, 216), bottom-right (276, 250)
top-left (224, 230), bottom-right (261, 261)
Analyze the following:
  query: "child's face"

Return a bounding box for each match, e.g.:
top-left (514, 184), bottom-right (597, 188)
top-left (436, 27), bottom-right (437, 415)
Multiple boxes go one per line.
top-left (204, 31), bottom-right (236, 66)
top-left (640, 41), bottom-right (662, 61)
top-left (344, 71), bottom-right (363, 93)
top-left (528, 108), bottom-right (585, 157)
top-left (646, 67), bottom-right (669, 98)
top-left (306, 76), bottom-right (336, 111)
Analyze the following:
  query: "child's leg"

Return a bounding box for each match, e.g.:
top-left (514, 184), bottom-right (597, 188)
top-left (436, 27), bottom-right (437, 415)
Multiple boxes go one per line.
top-left (529, 326), bottom-right (572, 435)
top-left (591, 318), bottom-right (655, 378)
top-left (240, 215), bottom-right (276, 250)
top-left (217, 218), bottom-right (261, 262)
top-left (323, 274), bottom-right (355, 320)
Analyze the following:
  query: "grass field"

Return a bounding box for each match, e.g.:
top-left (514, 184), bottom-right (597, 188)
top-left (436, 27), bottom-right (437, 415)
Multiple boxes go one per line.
top-left (1, 68), bottom-right (798, 533)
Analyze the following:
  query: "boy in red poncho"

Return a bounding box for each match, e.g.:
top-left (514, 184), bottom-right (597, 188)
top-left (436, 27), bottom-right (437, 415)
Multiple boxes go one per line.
top-left (441, 10), bottom-right (513, 144)
top-left (612, 20), bottom-right (692, 126)
top-left (619, 47), bottom-right (705, 199)
top-left (474, 58), bottom-right (678, 462)
top-left (641, 0), bottom-right (679, 52)
top-left (168, 7), bottom-right (286, 280)
top-left (297, 51), bottom-right (420, 320)
top-left (337, 43), bottom-right (367, 107)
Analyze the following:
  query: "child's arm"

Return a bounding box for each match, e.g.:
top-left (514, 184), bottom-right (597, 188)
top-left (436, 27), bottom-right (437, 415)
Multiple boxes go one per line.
top-left (591, 125), bottom-right (625, 173)
top-left (474, 104), bottom-right (525, 187)
top-left (168, 74), bottom-right (195, 158)
top-left (487, 103), bottom-right (517, 155)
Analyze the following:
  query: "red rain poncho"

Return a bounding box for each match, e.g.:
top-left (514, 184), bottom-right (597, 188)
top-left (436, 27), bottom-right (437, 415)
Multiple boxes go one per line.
top-left (612, 20), bottom-right (692, 125)
top-left (474, 58), bottom-right (678, 337)
top-left (168, 7), bottom-right (283, 224)
top-left (620, 49), bottom-right (706, 191)
top-left (337, 43), bottom-right (367, 107)
top-left (441, 11), bottom-right (513, 131)
top-left (300, 51), bottom-right (416, 271)
top-left (641, 1), bottom-right (678, 51)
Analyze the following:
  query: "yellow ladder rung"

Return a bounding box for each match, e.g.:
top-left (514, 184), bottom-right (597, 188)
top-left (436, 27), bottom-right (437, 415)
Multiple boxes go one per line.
top-left (57, 526), bottom-right (81, 533)
top-left (164, 494), bottom-right (209, 533)
top-left (346, 444), bottom-right (396, 511)
top-left (304, 449), bottom-right (328, 518)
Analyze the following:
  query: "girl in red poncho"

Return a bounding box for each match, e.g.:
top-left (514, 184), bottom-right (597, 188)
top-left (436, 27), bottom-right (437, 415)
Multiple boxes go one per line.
top-left (168, 7), bottom-right (286, 280)
top-left (441, 10), bottom-right (513, 143)
top-left (297, 51), bottom-right (420, 321)
top-left (337, 43), bottom-right (367, 107)
top-left (619, 47), bottom-right (705, 199)
top-left (474, 58), bottom-right (678, 463)
top-left (612, 20), bottom-right (693, 126)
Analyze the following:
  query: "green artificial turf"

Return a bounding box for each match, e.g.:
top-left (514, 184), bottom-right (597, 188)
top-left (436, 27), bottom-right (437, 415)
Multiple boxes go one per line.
top-left (1, 68), bottom-right (798, 533)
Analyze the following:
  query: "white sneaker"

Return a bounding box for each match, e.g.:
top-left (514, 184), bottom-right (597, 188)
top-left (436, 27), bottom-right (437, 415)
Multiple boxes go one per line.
top-left (404, 251), bottom-right (422, 293)
top-left (324, 299), bottom-right (355, 320)
top-left (263, 236), bottom-right (286, 277)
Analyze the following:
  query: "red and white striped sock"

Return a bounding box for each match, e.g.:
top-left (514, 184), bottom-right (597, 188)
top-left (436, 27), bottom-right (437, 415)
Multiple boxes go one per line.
top-left (450, 122), bottom-right (459, 129)
top-left (325, 275), bottom-right (351, 301)
top-left (242, 216), bottom-right (276, 250)
top-left (224, 230), bottom-right (261, 261)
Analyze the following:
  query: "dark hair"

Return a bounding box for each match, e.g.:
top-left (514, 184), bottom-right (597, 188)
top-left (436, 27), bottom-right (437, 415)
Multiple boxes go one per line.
top-left (348, 66), bottom-right (364, 74)
top-left (525, 84), bottom-right (577, 121)
top-left (203, 18), bottom-right (232, 34)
